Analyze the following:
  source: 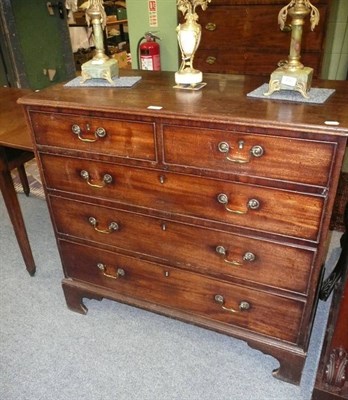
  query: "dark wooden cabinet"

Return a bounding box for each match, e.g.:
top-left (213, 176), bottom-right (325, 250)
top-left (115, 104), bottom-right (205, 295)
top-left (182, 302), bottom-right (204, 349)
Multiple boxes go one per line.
top-left (194, 0), bottom-right (330, 76)
top-left (314, 272), bottom-right (348, 399)
top-left (312, 205), bottom-right (348, 400)
top-left (19, 71), bottom-right (348, 386)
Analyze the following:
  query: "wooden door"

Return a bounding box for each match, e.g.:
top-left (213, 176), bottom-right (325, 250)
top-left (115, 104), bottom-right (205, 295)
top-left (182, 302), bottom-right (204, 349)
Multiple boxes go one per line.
top-left (0, 0), bottom-right (75, 89)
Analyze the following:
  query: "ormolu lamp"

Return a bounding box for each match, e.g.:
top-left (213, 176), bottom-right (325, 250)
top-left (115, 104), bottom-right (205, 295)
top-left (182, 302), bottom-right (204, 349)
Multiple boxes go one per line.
top-left (264, 0), bottom-right (320, 98)
top-left (81, 0), bottom-right (118, 84)
top-left (175, 0), bottom-right (211, 86)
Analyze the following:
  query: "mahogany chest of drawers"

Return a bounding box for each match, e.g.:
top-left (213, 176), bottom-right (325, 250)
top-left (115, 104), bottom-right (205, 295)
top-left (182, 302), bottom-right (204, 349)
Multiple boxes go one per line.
top-left (19, 71), bottom-right (348, 385)
top-left (193, 0), bottom-right (330, 76)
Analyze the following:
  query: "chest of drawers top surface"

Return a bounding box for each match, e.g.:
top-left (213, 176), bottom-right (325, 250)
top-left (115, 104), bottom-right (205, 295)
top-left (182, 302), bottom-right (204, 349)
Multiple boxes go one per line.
top-left (19, 71), bottom-right (348, 137)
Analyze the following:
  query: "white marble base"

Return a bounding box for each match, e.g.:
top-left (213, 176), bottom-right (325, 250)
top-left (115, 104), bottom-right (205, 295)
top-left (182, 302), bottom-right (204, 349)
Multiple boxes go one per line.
top-left (175, 70), bottom-right (202, 85)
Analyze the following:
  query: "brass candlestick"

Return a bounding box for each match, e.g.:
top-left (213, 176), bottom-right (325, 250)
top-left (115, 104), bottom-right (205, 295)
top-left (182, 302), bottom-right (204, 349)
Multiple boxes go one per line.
top-left (81, 0), bottom-right (118, 84)
top-left (264, 0), bottom-right (320, 98)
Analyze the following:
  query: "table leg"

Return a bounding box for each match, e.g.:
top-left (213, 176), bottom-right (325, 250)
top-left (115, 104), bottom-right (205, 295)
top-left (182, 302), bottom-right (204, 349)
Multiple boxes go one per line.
top-left (17, 164), bottom-right (30, 196)
top-left (0, 167), bottom-right (36, 275)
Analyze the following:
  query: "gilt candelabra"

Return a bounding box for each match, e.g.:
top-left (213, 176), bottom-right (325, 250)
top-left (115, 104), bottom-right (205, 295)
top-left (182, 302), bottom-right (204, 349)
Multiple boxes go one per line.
top-left (81, 0), bottom-right (118, 84)
top-left (264, 0), bottom-right (320, 98)
top-left (175, 0), bottom-right (211, 86)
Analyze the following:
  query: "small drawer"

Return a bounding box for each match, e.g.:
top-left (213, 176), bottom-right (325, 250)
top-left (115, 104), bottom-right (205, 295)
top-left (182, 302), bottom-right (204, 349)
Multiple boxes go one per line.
top-left (51, 196), bottom-right (315, 295)
top-left (41, 153), bottom-right (161, 202)
top-left (30, 111), bottom-right (156, 161)
top-left (59, 239), bottom-right (304, 344)
top-left (163, 125), bottom-right (335, 187)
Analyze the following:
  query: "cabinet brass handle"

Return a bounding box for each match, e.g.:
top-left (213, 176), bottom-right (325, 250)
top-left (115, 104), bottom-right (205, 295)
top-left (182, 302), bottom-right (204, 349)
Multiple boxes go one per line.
top-left (205, 22), bottom-right (217, 31)
top-left (217, 193), bottom-right (260, 214)
top-left (88, 216), bottom-right (119, 234)
top-left (97, 263), bottom-right (125, 279)
top-left (215, 245), bottom-right (256, 266)
top-left (71, 124), bottom-right (107, 143)
top-left (205, 56), bottom-right (216, 65)
top-left (218, 141), bottom-right (264, 164)
top-left (80, 170), bottom-right (113, 188)
top-left (214, 294), bottom-right (250, 313)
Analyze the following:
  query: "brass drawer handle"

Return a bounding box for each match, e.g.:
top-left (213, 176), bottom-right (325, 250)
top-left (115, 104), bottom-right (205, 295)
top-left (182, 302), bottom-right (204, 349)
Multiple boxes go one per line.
top-left (88, 216), bottom-right (119, 234)
top-left (214, 294), bottom-right (250, 314)
top-left (80, 170), bottom-right (113, 188)
top-left (97, 263), bottom-right (125, 280)
top-left (217, 193), bottom-right (260, 214)
top-left (218, 140), bottom-right (264, 164)
top-left (205, 22), bottom-right (216, 31)
top-left (71, 124), bottom-right (107, 143)
top-left (205, 56), bottom-right (216, 65)
top-left (215, 245), bottom-right (256, 266)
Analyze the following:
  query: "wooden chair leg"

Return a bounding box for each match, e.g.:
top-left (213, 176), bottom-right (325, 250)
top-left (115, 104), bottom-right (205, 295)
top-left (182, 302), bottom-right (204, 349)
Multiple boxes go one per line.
top-left (17, 164), bottom-right (30, 196)
top-left (0, 168), bottom-right (36, 275)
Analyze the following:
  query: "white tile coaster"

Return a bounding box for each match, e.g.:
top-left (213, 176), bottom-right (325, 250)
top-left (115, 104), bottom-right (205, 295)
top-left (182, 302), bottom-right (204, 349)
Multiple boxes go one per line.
top-left (247, 83), bottom-right (335, 104)
top-left (64, 76), bottom-right (142, 88)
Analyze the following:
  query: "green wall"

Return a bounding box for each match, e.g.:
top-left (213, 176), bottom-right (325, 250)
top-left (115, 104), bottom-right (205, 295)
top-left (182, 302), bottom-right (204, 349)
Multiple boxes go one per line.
top-left (320, 0), bottom-right (348, 171)
top-left (11, 0), bottom-right (74, 89)
top-left (0, 48), bottom-right (8, 86)
top-left (321, 0), bottom-right (348, 80)
top-left (127, 0), bottom-right (179, 71)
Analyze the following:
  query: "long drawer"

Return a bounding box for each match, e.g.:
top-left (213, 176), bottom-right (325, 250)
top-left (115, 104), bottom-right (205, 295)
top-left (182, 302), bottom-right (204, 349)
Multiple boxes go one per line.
top-left (30, 111), bottom-right (156, 161)
top-left (59, 239), bottom-right (304, 344)
top-left (196, 4), bottom-right (327, 52)
top-left (43, 155), bottom-right (324, 240)
top-left (162, 125), bottom-right (335, 187)
top-left (194, 49), bottom-right (323, 77)
top-left (50, 196), bottom-right (315, 294)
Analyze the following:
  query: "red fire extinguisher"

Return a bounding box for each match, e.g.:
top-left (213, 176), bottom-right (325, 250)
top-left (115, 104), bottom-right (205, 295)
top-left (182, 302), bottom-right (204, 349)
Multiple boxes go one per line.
top-left (137, 32), bottom-right (161, 71)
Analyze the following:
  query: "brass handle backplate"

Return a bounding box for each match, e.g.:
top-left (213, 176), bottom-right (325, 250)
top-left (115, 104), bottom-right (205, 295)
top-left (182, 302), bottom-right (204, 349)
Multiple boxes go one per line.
top-left (206, 56), bottom-right (217, 65)
top-left (88, 216), bottom-right (119, 234)
top-left (205, 22), bottom-right (217, 31)
top-left (71, 124), bottom-right (107, 143)
top-left (217, 193), bottom-right (260, 214)
top-left (97, 263), bottom-right (125, 279)
top-left (215, 245), bottom-right (256, 266)
top-left (214, 294), bottom-right (250, 313)
top-left (80, 170), bottom-right (113, 188)
top-left (218, 140), bottom-right (264, 163)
